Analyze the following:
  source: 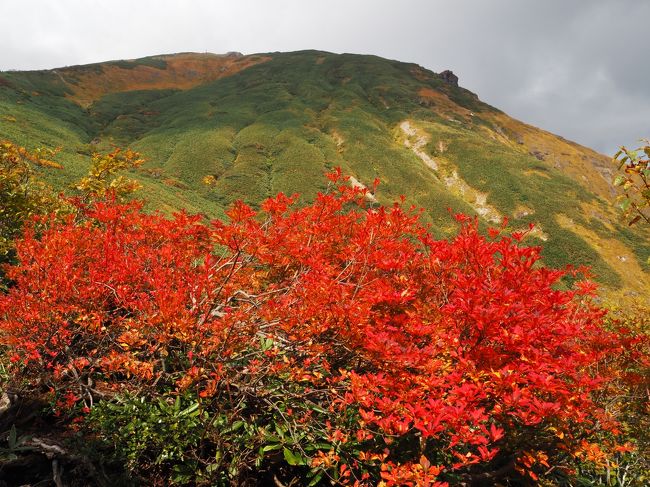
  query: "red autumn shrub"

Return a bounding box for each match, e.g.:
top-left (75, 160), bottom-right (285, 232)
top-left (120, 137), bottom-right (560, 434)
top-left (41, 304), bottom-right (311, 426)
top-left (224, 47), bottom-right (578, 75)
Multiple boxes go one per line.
top-left (0, 171), bottom-right (644, 485)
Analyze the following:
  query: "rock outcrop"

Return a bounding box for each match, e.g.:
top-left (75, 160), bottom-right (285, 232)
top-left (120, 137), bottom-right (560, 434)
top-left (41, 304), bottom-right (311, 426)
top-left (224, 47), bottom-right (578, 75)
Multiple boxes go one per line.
top-left (439, 69), bottom-right (458, 86)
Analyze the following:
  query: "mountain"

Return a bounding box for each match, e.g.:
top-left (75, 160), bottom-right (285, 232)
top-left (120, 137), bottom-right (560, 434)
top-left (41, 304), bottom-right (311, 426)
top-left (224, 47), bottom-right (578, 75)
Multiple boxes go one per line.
top-left (0, 50), bottom-right (648, 299)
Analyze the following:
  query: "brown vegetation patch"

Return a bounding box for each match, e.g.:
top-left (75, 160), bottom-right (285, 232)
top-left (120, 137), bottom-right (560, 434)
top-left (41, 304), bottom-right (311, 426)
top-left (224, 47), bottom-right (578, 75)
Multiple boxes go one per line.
top-left (410, 66), bottom-right (433, 81)
top-left (418, 87), bottom-right (473, 120)
top-left (60, 53), bottom-right (271, 107)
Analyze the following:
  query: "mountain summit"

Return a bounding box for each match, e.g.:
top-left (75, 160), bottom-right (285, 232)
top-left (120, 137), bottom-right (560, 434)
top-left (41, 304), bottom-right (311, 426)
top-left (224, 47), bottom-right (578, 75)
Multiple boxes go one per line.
top-left (0, 50), bottom-right (648, 297)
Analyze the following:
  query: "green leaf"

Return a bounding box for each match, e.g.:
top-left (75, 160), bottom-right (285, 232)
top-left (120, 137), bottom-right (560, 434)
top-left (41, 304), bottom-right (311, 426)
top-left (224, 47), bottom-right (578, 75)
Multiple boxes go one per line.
top-left (309, 404), bottom-right (329, 415)
top-left (283, 447), bottom-right (306, 466)
top-left (303, 442), bottom-right (332, 451)
top-left (179, 402), bottom-right (199, 417)
top-left (613, 175), bottom-right (626, 186)
top-left (620, 198), bottom-right (632, 211)
top-left (307, 471), bottom-right (324, 486)
top-left (171, 463), bottom-right (195, 483)
top-left (274, 423), bottom-right (286, 440)
top-left (262, 443), bottom-right (282, 452)
top-left (225, 420), bottom-right (244, 433)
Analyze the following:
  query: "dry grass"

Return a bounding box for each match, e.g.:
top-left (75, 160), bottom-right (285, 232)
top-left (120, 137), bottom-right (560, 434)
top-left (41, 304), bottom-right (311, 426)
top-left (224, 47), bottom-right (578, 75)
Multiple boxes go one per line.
top-left (485, 112), bottom-right (616, 201)
top-left (418, 87), bottom-right (474, 121)
top-left (59, 53), bottom-right (271, 107)
top-left (556, 214), bottom-right (650, 298)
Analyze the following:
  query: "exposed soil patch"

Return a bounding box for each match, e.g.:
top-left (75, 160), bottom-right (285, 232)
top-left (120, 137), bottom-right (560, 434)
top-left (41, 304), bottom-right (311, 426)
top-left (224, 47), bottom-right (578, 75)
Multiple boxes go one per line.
top-left (400, 120), bottom-right (501, 221)
top-left (348, 176), bottom-right (378, 203)
top-left (400, 120), bottom-right (549, 238)
top-left (513, 205), bottom-right (535, 219)
top-left (330, 130), bottom-right (345, 152)
top-left (400, 121), bottom-right (438, 171)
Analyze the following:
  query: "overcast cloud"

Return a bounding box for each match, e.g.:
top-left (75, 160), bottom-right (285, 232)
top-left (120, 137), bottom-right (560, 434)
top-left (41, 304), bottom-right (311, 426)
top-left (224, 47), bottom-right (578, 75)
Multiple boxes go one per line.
top-left (1, 0), bottom-right (648, 155)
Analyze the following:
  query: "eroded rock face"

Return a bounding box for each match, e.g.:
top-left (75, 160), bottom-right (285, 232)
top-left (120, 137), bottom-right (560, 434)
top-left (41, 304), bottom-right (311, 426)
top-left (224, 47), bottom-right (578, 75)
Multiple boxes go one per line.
top-left (439, 70), bottom-right (458, 86)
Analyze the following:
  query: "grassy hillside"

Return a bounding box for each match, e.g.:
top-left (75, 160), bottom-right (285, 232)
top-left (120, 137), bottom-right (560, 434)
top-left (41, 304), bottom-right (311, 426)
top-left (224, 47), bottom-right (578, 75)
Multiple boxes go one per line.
top-left (1, 50), bottom-right (648, 298)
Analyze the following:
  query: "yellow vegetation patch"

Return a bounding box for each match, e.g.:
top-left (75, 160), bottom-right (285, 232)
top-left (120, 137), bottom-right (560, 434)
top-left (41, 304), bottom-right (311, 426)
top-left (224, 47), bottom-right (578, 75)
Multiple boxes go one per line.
top-left (485, 112), bottom-right (616, 202)
top-left (555, 214), bottom-right (650, 298)
top-left (60, 53), bottom-right (271, 107)
top-left (577, 200), bottom-right (619, 233)
top-left (523, 169), bottom-right (552, 180)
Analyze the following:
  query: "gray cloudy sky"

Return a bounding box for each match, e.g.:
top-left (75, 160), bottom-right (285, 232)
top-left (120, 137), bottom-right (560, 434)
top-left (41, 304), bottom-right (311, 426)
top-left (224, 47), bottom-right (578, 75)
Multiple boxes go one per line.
top-left (1, 0), bottom-right (648, 155)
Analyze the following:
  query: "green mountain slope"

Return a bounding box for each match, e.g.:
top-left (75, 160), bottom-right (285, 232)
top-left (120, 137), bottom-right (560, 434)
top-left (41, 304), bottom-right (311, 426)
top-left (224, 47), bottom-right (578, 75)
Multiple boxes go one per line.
top-left (1, 50), bottom-right (648, 298)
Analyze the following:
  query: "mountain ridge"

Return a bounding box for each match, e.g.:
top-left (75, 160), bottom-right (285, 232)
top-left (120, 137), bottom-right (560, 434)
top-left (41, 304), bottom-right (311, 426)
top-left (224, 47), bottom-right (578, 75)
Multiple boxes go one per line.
top-left (0, 50), bottom-right (648, 299)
